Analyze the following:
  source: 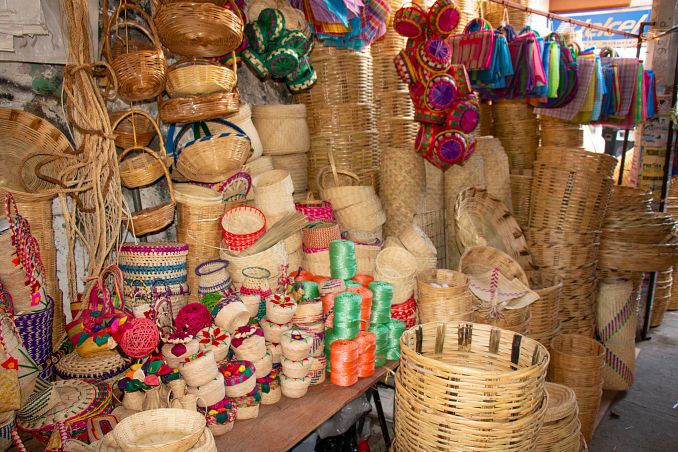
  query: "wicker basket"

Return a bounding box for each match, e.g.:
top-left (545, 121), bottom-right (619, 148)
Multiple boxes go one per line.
top-left (416, 269), bottom-right (473, 323)
top-left (121, 148), bottom-right (176, 236)
top-left (510, 173), bottom-right (532, 230)
top-left (270, 153), bottom-right (308, 193)
top-left (458, 245), bottom-right (529, 286)
top-left (170, 119), bottom-right (251, 184)
top-left (252, 104), bottom-right (310, 154)
top-left (159, 90), bottom-right (241, 124)
top-left (454, 186), bottom-right (533, 269)
top-left (526, 271), bottom-right (563, 348)
top-left (112, 409), bottom-right (206, 451)
top-left (398, 224), bottom-right (436, 257)
top-left (221, 241), bottom-right (288, 289)
top-left (220, 206), bottom-right (266, 252)
top-left (166, 57), bottom-right (236, 97)
top-left (536, 382), bottom-right (583, 452)
top-left (112, 110), bottom-right (167, 189)
top-left (155, 1), bottom-right (244, 57)
top-left (110, 109), bottom-right (156, 149)
top-left (105, 3), bottom-right (167, 101)
top-left (395, 322), bottom-right (549, 450)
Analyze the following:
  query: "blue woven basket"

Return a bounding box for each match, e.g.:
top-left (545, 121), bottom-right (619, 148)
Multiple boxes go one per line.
top-left (15, 297), bottom-right (53, 374)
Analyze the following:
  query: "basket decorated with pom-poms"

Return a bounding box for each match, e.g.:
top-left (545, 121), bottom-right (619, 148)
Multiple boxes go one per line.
top-left (231, 324), bottom-right (266, 361)
top-left (206, 399), bottom-right (237, 436)
top-left (257, 366), bottom-right (282, 405)
top-left (221, 360), bottom-right (257, 397)
top-left (230, 385), bottom-right (261, 419)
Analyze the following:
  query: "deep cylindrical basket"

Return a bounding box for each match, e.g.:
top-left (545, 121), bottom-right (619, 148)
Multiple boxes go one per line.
top-left (416, 269), bottom-right (473, 323)
top-left (14, 297), bottom-right (54, 374)
top-left (396, 322), bottom-right (549, 450)
top-left (252, 104), bottom-right (310, 154)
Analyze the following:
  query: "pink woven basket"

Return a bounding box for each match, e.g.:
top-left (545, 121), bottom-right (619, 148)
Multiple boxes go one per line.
top-left (221, 206), bottom-right (267, 252)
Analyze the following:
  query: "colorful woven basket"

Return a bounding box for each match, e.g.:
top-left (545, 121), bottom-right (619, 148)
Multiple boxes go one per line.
top-left (15, 298), bottom-right (53, 380)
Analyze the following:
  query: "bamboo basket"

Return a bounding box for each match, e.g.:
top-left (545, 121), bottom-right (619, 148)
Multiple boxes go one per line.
top-left (380, 146), bottom-right (426, 237)
top-left (221, 241), bottom-right (288, 289)
top-left (510, 173), bottom-right (532, 230)
top-left (536, 382), bottom-right (583, 452)
top-left (270, 153), bottom-right (308, 194)
top-left (527, 271), bottom-right (563, 348)
top-left (474, 136), bottom-right (512, 209)
top-left (669, 266), bottom-right (678, 311)
top-left (492, 101), bottom-right (539, 173)
top-left (166, 58), bottom-right (236, 97)
top-left (540, 116), bottom-right (584, 148)
top-left (112, 409), bottom-right (206, 451)
top-left (159, 90), bottom-right (241, 124)
top-left (416, 270), bottom-right (473, 323)
top-left (222, 103), bottom-right (263, 160)
top-left (110, 110), bottom-right (155, 149)
top-left (252, 104), bottom-right (310, 154)
top-left (395, 322), bottom-right (549, 450)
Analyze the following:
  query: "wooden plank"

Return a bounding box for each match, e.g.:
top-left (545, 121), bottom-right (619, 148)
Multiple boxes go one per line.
top-left (216, 361), bottom-right (398, 452)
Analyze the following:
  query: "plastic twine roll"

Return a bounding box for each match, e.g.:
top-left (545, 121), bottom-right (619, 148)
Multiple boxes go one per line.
top-left (324, 327), bottom-right (335, 372)
top-left (322, 292), bottom-right (339, 316)
top-left (368, 323), bottom-right (389, 366)
top-left (294, 280), bottom-right (320, 300)
top-left (344, 280), bottom-right (362, 289)
top-left (330, 339), bottom-right (360, 386)
top-left (386, 319), bottom-right (407, 360)
top-left (352, 274), bottom-right (374, 287)
top-left (332, 292), bottom-right (362, 340)
top-left (356, 331), bottom-right (376, 378)
top-left (369, 281), bottom-right (393, 324)
top-left (329, 240), bottom-right (357, 280)
top-left (348, 286), bottom-right (373, 332)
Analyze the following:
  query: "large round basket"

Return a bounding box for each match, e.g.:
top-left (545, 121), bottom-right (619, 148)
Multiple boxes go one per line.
top-left (395, 321), bottom-right (549, 450)
top-left (166, 58), bottom-right (237, 98)
top-left (155, 1), bottom-right (244, 57)
top-left (112, 408), bottom-right (206, 451)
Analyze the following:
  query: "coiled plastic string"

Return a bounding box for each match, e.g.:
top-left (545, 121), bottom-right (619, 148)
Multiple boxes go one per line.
top-left (356, 331), bottom-right (376, 378)
top-left (344, 280), bottom-right (362, 289)
top-left (386, 319), bottom-right (406, 360)
top-left (369, 281), bottom-right (393, 325)
top-left (368, 323), bottom-right (389, 367)
top-left (352, 273), bottom-right (374, 287)
top-left (330, 339), bottom-right (360, 386)
top-left (332, 292), bottom-right (361, 340)
top-left (294, 280), bottom-right (320, 301)
top-left (329, 240), bottom-right (357, 279)
top-left (325, 327), bottom-right (335, 372)
top-left (348, 286), bottom-right (373, 331)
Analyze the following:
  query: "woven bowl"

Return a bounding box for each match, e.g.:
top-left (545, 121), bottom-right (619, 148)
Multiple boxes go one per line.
top-left (112, 409), bottom-right (205, 452)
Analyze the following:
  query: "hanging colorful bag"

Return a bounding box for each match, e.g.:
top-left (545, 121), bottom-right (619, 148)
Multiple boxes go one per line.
top-left (448, 18), bottom-right (496, 71)
top-left (535, 33), bottom-right (578, 108)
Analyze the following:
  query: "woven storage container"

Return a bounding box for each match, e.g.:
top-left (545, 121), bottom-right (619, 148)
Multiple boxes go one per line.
top-left (536, 382), bottom-right (583, 452)
top-left (110, 109), bottom-right (155, 149)
top-left (252, 104), bottom-right (309, 154)
top-left (526, 271), bottom-right (563, 348)
top-left (548, 334), bottom-right (605, 442)
top-left (669, 266), bottom-right (678, 311)
top-left (454, 186), bottom-right (532, 269)
top-left (485, 0), bottom-right (530, 31)
top-left (510, 173), bottom-right (532, 230)
top-left (221, 241), bottom-right (288, 290)
top-left (380, 146), bottom-right (426, 237)
top-left (474, 136), bottom-right (512, 209)
top-left (302, 249), bottom-right (331, 277)
top-left (270, 153), bottom-right (308, 194)
top-left (165, 58), bottom-right (236, 98)
top-left (395, 322), bottom-right (549, 451)
top-left (650, 268), bottom-right (673, 327)
top-left (540, 116), bottom-right (584, 148)
top-left (223, 103), bottom-right (263, 160)
top-left (596, 278), bottom-right (639, 391)
top-left (112, 408), bottom-right (206, 451)
top-left (423, 161), bottom-right (444, 212)
top-left (492, 101), bottom-right (539, 173)
top-left (416, 270), bottom-right (474, 323)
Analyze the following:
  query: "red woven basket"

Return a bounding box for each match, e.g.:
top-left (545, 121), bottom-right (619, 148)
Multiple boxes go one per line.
top-left (295, 200), bottom-right (335, 222)
top-left (221, 206), bottom-right (267, 252)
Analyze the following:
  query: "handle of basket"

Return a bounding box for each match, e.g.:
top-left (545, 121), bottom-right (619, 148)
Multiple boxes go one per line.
top-left (119, 147), bottom-right (175, 205)
top-left (166, 118), bottom-right (250, 162)
top-left (227, 0), bottom-right (246, 31)
top-left (327, 150), bottom-right (339, 186)
top-left (112, 109), bottom-right (166, 156)
top-left (463, 17), bottom-right (492, 34)
top-left (167, 57), bottom-right (224, 72)
top-left (105, 2), bottom-right (162, 61)
top-left (105, 20), bottom-right (161, 65)
top-left (99, 263), bottom-right (127, 312)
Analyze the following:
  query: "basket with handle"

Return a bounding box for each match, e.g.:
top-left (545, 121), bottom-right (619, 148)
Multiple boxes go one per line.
top-left (155, 0), bottom-right (244, 57)
top-left (167, 119), bottom-right (251, 184)
top-left (112, 109), bottom-right (167, 189)
top-left (159, 90), bottom-right (241, 124)
top-left (166, 56), bottom-right (237, 98)
top-left (109, 110), bottom-right (156, 149)
top-left (104, 3), bottom-right (166, 101)
top-left (120, 148), bottom-right (176, 236)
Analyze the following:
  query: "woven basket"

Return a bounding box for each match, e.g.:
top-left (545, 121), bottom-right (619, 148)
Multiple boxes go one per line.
top-left (166, 57), bottom-right (236, 97)
top-left (380, 146), bottom-right (426, 237)
top-left (526, 271), bottom-right (563, 348)
top-left (510, 173), bottom-right (532, 230)
top-left (416, 269), bottom-right (473, 323)
top-left (180, 350), bottom-right (219, 387)
top-left (112, 110), bottom-right (167, 189)
top-left (221, 103), bottom-right (263, 160)
top-left (253, 169), bottom-right (295, 196)
top-left (474, 136), bottom-right (512, 209)
top-left (195, 259), bottom-right (231, 298)
top-left (280, 374), bottom-right (311, 398)
top-left (252, 104), bottom-right (310, 154)
top-left (302, 222), bottom-right (341, 249)
top-left (104, 3), bottom-right (166, 101)
top-left (221, 241), bottom-right (288, 289)
top-left (14, 299), bottom-right (54, 376)
top-left (398, 224), bottom-right (436, 258)
top-left (548, 334), bottom-right (605, 442)
top-left (270, 153), bottom-right (308, 194)
top-left (155, 1), bottom-right (244, 57)
top-left (537, 382), bottom-right (583, 452)
top-left (220, 206), bottom-right (266, 252)
top-left (540, 116), bottom-right (584, 148)
top-left (375, 247), bottom-right (417, 280)
top-left (121, 148), bottom-right (176, 236)
top-left (159, 90), bottom-right (241, 124)
top-left (302, 249), bottom-right (331, 277)
top-left (171, 119), bottom-right (251, 184)
top-left (458, 245), bottom-right (529, 286)
top-left (455, 186), bottom-right (533, 269)
top-left (112, 408), bottom-right (206, 451)
top-left (110, 109), bottom-right (155, 149)
top-left (396, 322), bottom-right (549, 450)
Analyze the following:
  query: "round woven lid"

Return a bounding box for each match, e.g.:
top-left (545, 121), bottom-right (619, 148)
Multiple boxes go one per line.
top-left (544, 382), bottom-right (578, 423)
top-left (55, 351), bottom-right (127, 381)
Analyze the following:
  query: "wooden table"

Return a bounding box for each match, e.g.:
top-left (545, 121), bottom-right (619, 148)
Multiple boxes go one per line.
top-left (216, 361), bottom-right (398, 451)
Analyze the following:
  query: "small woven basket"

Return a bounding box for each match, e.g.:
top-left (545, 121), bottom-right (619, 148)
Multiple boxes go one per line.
top-left (159, 90), bottom-right (241, 123)
top-left (112, 409), bottom-right (206, 452)
top-left (110, 109), bottom-right (155, 149)
top-left (220, 206), bottom-right (267, 252)
top-left (166, 57), bottom-right (237, 97)
top-left (179, 351), bottom-right (219, 387)
top-left (280, 374), bottom-right (311, 398)
top-left (252, 104), bottom-right (310, 154)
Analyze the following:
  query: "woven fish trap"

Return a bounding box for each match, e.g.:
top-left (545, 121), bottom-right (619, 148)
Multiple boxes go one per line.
top-left (529, 165), bottom-right (614, 231)
top-left (395, 322), bottom-right (549, 450)
top-left (454, 187), bottom-right (533, 269)
top-left (510, 174), bottom-right (532, 229)
top-left (536, 147), bottom-right (617, 178)
top-left (526, 271), bottom-right (562, 347)
top-left (306, 103), bottom-right (375, 135)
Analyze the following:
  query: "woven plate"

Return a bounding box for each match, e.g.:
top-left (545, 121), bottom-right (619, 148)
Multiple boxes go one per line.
top-left (454, 187), bottom-right (533, 269)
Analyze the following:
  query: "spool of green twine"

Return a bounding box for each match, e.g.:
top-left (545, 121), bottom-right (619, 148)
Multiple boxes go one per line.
top-left (385, 319), bottom-right (406, 360)
top-left (344, 280), bottom-right (362, 289)
top-left (369, 322), bottom-right (389, 366)
top-left (329, 240), bottom-right (357, 279)
top-left (369, 281), bottom-right (393, 324)
top-left (332, 292), bottom-right (362, 340)
top-left (294, 280), bottom-right (320, 300)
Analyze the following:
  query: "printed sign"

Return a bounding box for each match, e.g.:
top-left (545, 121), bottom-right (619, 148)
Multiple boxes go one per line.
top-left (552, 6), bottom-right (651, 48)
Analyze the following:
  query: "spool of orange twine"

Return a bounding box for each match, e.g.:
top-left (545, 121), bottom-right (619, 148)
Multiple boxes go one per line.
top-left (352, 274), bottom-right (374, 287)
top-left (348, 286), bottom-right (373, 331)
top-left (355, 331), bottom-right (376, 378)
top-left (330, 339), bottom-right (360, 387)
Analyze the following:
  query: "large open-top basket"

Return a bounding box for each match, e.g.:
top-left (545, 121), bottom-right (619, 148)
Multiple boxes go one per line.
top-left (166, 57), bottom-right (237, 98)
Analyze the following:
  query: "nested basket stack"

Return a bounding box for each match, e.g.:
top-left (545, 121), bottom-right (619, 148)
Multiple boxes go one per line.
top-left (510, 172), bottom-right (532, 231)
top-left (416, 270), bottom-right (473, 323)
top-left (0, 108), bottom-right (74, 347)
top-left (175, 184), bottom-right (228, 303)
top-left (596, 278), bottom-right (640, 391)
top-left (536, 382), bottom-right (585, 452)
top-left (540, 116), bottom-right (584, 148)
top-left (473, 136), bottom-right (512, 210)
top-left (398, 224), bottom-right (437, 273)
top-left (526, 271), bottom-right (563, 348)
top-left (485, 0), bottom-right (530, 30)
top-left (394, 322), bottom-right (549, 451)
top-left (294, 44), bottom-right (377, 191)
top-left (380, 146), bottom-right (426, 237)
top-left (527, 147), bottom-right (617, 337)
top-left (252, 104), bottom-right (310, 199)
top-left (548, 334), bottom-right (605, 442)
top-left (492, 101), bottom-right (539, 175)
top-left (651, 268), bottom-right (673, 327)
top-left (375, 247), bottom-right (418, 327)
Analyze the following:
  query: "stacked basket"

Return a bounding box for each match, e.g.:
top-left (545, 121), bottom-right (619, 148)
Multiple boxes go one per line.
top-left (380, 146), bottom-right (426, 237)
top-left (416, 270), bottom-right (473, 323)
top-left (527, 147), bottom-right (617, 337)
top-left (548, 334), bottom-right (605, 442)
top-left (398, 224), bottom-right (437, 273)
top-left (527, 271), bottom-right (563, 348)
top-left (395, 322), bottom-right (549, 450)
top-left (374, 247), bottom-right (418, 327)
top-left (294, 44), bottom-right (378, 190)
top-left (651, 268), bottom-right (674, 327)
top-left (536, 382), bottom-right (585, 451)
top-left (492, 101), bottom-right (539, 175)
top-left (252, 104), bottom-right (310, 199)
top-left (540, 115), bottom-right (584, 148)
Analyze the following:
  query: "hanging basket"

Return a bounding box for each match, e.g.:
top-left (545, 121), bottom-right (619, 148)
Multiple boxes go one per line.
top-left (112, 109), bottom-right (167, 189)
top-left (121, 148), bottom-right (176, 236)
top-left (155, 1), bottom-right (244, 57)
top-left (110, 110), bottom-right (156, 149)
top-left (159, 90), bottom-right (241, 124)
top-left (166, 57), bottom-right (237, 98)
top-left (105, 3), bottom-right (167, 102)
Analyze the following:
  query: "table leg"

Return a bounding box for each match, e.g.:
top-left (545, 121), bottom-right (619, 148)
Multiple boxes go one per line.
top-left (371, 386), bottom-right (391, 447)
